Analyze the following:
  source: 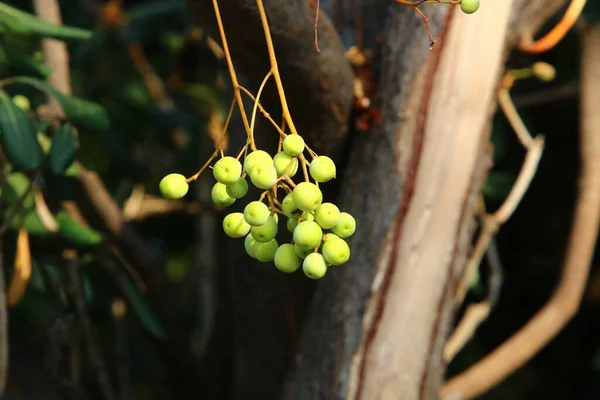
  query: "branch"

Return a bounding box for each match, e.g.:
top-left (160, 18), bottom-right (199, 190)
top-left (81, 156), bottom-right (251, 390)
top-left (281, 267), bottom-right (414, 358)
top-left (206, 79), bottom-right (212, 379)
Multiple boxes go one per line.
top-left (441, 23), bottom-right (600, 400)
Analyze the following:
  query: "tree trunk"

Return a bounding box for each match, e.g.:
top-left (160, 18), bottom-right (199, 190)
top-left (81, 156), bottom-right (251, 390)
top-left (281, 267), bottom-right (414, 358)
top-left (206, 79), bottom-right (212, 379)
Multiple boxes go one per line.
top-left (186, 0), bottom-right (566, 399)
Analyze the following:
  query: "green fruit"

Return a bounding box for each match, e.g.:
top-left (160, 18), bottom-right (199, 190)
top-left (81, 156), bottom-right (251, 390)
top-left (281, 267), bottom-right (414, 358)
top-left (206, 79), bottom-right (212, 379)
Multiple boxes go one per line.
top-left (211, 182), bottom-right (236, 206)
top-left (245, 234), bottom-right (257, 258)
top-left (249, 164), bottom-right (278, 189)
top-left (282, 193), bottom-right (301, 217)
top-left (226, 177), bottom-right (248, 199)
top-left (213, 156), bottom-right (242, 184)
top-left (274, 244), bottom-right (302, 273)
top-left (293, 220), bottom-right (323, 250)
top-left (287, 217), bottom-right (298, 233)
top-left (300, 211), bottom-right (315, 222)
top-left (244, 201), bottom-right (270, 226)
top-left (243, 150), bottom-right (272, 173)
top-left (314, 202), bottom-right (340, 229)
top-left (302, 253), bottom-right (328, 279)
top-left (254, 239), bottom-right (279, 262)
top-left (223, 212), bottom-right (251, 238)
top-left (460, 0), bottom-right (479, 14)
top-left (251, 216), bottom-right (278, 243)
top-left (159, 173), bottom-right (189, 200)
top-left (292, 182), bottom-right (323, 212)
top-left (332, 212), bottom-right (356, 238)
top-left (309, 156), bottom-right (336, 183)
top-left (282, 134), bottom-right (305, 157)
top-left (12, 95), bottom-right (30, 112)
top-left (322, 238), bottom-right (350, 265)
top-left (273, 151), bottom-right (298, 177)
top-left (294, 244), bottom-right (313, 259)
top-left (320, 233), bottom-right (341, 251)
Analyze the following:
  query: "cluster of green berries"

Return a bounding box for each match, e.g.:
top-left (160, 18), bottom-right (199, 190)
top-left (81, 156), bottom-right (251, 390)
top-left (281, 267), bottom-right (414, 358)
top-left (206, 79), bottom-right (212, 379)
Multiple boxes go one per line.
top-left (460, 0), bottom-right (479, 14)
top-left (158, 133), bottom-right (356, 279)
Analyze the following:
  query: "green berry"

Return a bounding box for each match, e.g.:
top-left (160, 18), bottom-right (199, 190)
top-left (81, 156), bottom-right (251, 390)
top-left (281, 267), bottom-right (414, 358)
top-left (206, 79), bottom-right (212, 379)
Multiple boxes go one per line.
top-left (320, 233), bottom-right (341, 251)
top-left (302, 253), bottom-right (328, 279)
top-left (332, 212), bottom-right (356, 238)
top-left (12, 95), bottom-right (30, 112)
top-left (159, 173), bottom-right (189, 200)
top-left (287, 217), bottom-right (298, 233)
top-left (254, 239), bottom-right (279, 262)
top-left (226, 177), bottom-right (248, 199)
top-left (460, 0), bottom-right (479, 14)
top-left (245, 234), bottom-right (257, 258)
top-left (244, 201), bottom-right (270, 226)
top-left (282, 193), bottom-right (301, 217)
top-left (274, 244), bottom-right (302, 273)
top-left (282, 134), bottom-right (305, 157)
top-left (293, 220), bottom-right (323, 250)
top-left (294, 244), bottom-right (313, 259)
top-left (300, 211), bottom-right (315, 222)
top-left (251, 216), bottom-right (278, 243)
top-left (213, 156), bottom-right (242, 184)
top-left (292, 182), bottom-right (323, 212)
top-left (243, 150), bottom-right (272, 173)
top-left (309, 156), bottom-right (336, 183)
top-left (249, 164), bottom-right (278, 189)
top-left (314, 202), bottom-right (340, 229)
top-left (273, 151), bottom-right (298, 177)
top-left (322, 238), bottom-right (350, 266)
top-left (211, 182), bottom-right (236, 206)
top-left (223, 212), bottom-right (251, 238)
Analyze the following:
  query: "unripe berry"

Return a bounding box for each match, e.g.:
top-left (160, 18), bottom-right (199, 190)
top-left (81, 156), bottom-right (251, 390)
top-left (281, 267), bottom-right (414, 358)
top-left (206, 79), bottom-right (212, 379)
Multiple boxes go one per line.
top-left (159, 173), bottom-right (189, 200)
top-left (282, 134), bottom-right (305, 157)
top-left (322, 238), bottom-right (350, 266)
top-left (302, 253), bottom-right (328, 279)
top-left (292, 182), bottom-right (323, 212)
top-left (460, 0), bottom-right (479, 14)
top-left (245, 234), bottom-right (258, 258)
top-left (273, 151), bottom-right (298, 177)
top-left (293, 220), bottom-right (323, 250)
top-left (251, 216), bottom-right (278, 243)
top-left (254, 239), bottom-right (279, 262)
top-left (226, 177), bottom-right (248, 199)
top-left (309, 156), bottom-right (336, 183)
top-left (243, 150), bottom-right (272, 173)
top-left (294, 244), bottom-right (313, 259)
top-left (223, 212), bottom-right (251, 238)
top-left (314, 202), bottom-right (340, 229)
top-left (249, 164), bottom-right (278, 189)
top-left (12, 95), bottom-right (30, 112)
top-left (244, 201), bottom-right (270, 226)
top-left (211, 182), bottom-right (236, 206)
top-left (332, 212), bottom-right (356, 238)
top-left (213, 156), bottom-right (242, 184)
top-left (300, 211), bottom-right (315, 222)
top-left (274, 244), bottom-right (302, 273)
top-left (532, 62), bottom-right (556, 82)
top-left (287, 217), bottom-right (298, 233)
top-left (282, 193), bottom-right (301, 217)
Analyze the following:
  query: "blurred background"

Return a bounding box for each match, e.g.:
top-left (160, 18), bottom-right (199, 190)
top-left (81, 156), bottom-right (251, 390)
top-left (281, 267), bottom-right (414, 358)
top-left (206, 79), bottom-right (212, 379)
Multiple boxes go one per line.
top-left (1, 0), bottom-right (599, 399)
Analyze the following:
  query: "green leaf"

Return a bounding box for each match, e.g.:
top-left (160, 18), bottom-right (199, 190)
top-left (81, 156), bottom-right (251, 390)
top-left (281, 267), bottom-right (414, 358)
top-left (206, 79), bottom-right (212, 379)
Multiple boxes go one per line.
top-left (3, 172), bottom-right (34, 210)
top-left (114, 260), bottom-right (167, 340)
top-left (0, 44), bottom-right (50, 78)
top-left (49, 124), bottom-right (78, 174)
top-left (0, 3), bottom-right (92, 41)
top-left (55, 211), bottom-right (104, 247)
top-left (0, 91), bottom-right (44, 171)
top-left (5, 77), bottom-right (110, 130)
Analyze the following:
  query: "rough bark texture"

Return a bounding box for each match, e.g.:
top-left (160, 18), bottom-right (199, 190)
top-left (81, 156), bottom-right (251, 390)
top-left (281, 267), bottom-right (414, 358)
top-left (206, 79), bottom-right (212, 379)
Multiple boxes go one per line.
top-left (184, 0), bottom-right (566, 399)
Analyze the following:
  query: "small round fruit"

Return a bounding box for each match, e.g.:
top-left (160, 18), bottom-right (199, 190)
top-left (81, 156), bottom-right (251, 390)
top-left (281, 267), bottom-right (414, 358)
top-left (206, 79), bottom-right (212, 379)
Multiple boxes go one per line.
top-left (292, 182), bottom-right (323, 212)
top-left (249, 164), bottom-right (278, 189)
top-left (211, 182), bottom-right (236, 206)
top-left (223, 212), bottom-right (251, 238)
top-left (273, 151), bottom-right (298, 177)
top-left (159, 173), bottom-right (189, 200)
top-left (213, 156), bottom-right (242, 184)
top-left (245, 234), bottom-right (257, 258)
top-left (314, 202), bottom-right (340, 229)
top-left (309, 156), bottom-right (336, 183)
top-left (254, 239), bottom-right (279, 262)
top-left (282, 193), bottom-right (301, 217)
top-left (332, 212), bottom-right (356, 238)
top-left (460, 0), bottom-right (479, 14)
top-left (244, 201), bottom-right (270, 226)
top-left (243, 150), bottom-right (272, 173)
top-left (293, 220), bottom-right (323, 250)
top-left (274, 244), bottom-right (302, 273)
top-left (287, 217), bottom-right (298, 233)
top-left (320, 233), bottom-right (342, 251)
top-left (226, 177), bottom-right (248, 199)
top-left (300, 211), bottom-right (315, 222)
top-left (322, 238), bottom-right (350, 266)
top-left (302, 253), bottom-right (328, 279)
top-left (251, 216), bottom-right (278, 243)
top-left (12, 95), bottom-right (30, 112)
top-left (294, 244), bottom-right (313, 259)
top-left (282, 134), bottom-right (305, 157)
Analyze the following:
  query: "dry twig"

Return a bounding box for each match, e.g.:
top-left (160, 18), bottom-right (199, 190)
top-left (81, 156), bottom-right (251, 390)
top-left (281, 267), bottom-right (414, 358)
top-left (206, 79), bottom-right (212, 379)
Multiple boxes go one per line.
top-left (442, 23), bottom-right (600, 400)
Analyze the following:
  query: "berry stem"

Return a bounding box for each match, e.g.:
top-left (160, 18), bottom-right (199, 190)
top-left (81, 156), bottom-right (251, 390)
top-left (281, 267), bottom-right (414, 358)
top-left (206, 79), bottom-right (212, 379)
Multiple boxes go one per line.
top-left (238, 86), bottom-right (287, 137)
top-left (249, 70), bottom-right (274, 151)
top-left (298, 154), bottom-right (310, 182)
